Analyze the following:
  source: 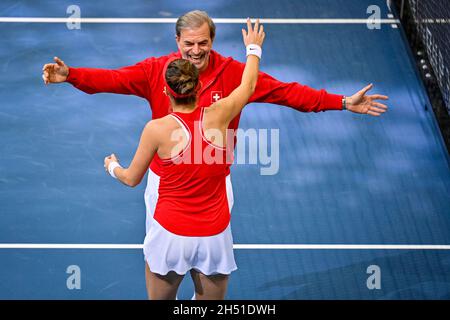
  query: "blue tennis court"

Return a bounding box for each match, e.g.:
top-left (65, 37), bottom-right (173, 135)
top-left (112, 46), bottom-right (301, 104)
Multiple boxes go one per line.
top-left (1, 0), bottom-right (449, 299)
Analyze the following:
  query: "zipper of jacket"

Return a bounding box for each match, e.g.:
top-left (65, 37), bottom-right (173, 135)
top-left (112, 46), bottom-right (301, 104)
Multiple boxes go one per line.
top-left (198, 58), bottom-right (233, 96)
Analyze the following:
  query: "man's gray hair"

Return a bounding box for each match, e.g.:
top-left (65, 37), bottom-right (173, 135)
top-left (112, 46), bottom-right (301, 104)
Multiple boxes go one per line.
top-left (176, 10), bottom-right (216, 40)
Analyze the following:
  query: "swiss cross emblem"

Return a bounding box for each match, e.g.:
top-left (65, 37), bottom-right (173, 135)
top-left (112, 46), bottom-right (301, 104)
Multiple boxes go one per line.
top-left (211, 91), bottom-right (223, 103)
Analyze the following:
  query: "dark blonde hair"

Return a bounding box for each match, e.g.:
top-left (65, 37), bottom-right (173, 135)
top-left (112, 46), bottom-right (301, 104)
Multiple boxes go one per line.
top-left (165, 59), bottom-right (199, 105)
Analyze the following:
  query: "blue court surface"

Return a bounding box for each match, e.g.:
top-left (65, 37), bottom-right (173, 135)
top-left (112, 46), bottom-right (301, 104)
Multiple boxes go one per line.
top-left (1, 0), bottom-right (449, 299)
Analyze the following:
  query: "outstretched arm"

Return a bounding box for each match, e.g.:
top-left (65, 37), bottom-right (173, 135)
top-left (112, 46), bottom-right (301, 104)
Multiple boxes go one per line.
top-left (42, 56), bottom-right (150, 98)
top-left (243, 69), bottom-right (389, 116)
top-left (104, 121), bottom-right (159, 187)
top-left (245, 70), bottom-right (344, 112)
top-left (212, 18), bottom-right (265, 124)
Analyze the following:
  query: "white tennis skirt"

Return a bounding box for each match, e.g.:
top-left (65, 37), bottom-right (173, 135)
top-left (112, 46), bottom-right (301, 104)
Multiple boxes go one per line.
top-left (143, 218), bottom-right (237, 276)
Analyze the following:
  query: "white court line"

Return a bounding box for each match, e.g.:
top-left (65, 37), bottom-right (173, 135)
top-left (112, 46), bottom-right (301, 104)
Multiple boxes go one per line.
top-left (0, 17), bottom-right (400, 24)
top-left (0, 244), bottom-right (449, 250)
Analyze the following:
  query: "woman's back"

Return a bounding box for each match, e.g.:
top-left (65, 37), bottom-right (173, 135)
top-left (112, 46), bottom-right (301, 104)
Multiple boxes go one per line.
top-left (154, 106), bottom-right (232, 237)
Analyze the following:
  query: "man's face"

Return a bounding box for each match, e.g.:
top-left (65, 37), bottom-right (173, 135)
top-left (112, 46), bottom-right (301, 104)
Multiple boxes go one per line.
top-left (176, 22), bottom-right (213, 73)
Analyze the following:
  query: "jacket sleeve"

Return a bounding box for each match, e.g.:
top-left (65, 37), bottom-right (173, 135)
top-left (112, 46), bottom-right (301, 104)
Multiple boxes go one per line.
top-left (230, 59), bottom-right (343, 112)
top-left (66, 60), bottom-right (151, 99)
top-left (249, 71), bottom-right (343, 112)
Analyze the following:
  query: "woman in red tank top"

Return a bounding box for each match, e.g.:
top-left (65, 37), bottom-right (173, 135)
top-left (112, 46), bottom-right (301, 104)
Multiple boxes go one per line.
top-left (104, 19), bottom-right (265, 300)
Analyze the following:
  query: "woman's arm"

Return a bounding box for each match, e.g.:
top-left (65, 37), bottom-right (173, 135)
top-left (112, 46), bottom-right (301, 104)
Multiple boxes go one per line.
top-left (212, 18), bottom-right (265, 124)
top-left (104, 121), bottom-right (160, 187)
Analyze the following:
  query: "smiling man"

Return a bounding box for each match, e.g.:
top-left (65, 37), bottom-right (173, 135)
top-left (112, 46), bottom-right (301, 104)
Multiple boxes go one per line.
top-left (42, 10), bottom-right (388, 299)
top-left (177, 15), bottom-right (212, 72)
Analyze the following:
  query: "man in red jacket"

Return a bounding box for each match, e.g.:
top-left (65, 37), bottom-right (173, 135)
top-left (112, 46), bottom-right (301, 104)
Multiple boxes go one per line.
top-left (42, 10), bottom-right (388, 298)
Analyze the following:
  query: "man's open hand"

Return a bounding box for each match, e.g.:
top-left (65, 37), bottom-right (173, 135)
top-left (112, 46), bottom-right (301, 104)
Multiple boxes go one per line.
top-left (42, 57), bottom-right (69, 84)
top-left (347, 84), bottom-right (389, 116)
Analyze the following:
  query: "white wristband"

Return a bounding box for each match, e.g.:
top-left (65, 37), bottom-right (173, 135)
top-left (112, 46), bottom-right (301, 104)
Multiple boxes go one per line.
top-left (108, 161), bottom-right (122, 179)
top-left (246, 44), bottom-right (262, 59)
